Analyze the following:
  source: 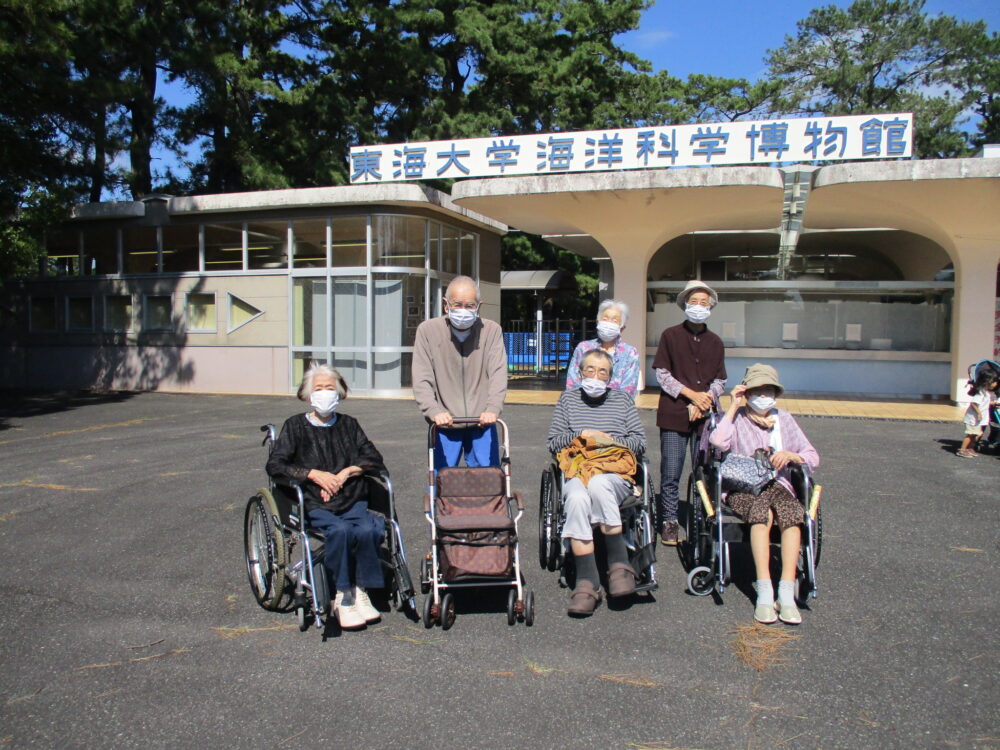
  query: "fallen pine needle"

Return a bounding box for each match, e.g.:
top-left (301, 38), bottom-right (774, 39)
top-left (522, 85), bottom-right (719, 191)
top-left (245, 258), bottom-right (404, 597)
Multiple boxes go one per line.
top-left (730, 623), bottom-right (800, 671)
top-left (525, 659), bottom-right (555, 675)
top-left (599, 673), bottom-right (660, 688)
top-left (128, 648), bottom-right (189, 663)
top-left (77, 661), bottom-right (124, 670)
top-left (488, 671), bottom-right (515, 677)
top-left (950, 547), bottom-right (984, 553)
top-left (125, 639), bottom-right (165, 649)
top-left (212, 624), bottom-right (297, 639)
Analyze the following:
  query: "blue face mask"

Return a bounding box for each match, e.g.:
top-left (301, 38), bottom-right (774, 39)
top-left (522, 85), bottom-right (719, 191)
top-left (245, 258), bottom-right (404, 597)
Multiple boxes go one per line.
top-left (448, 307), bottom-right (477, 330)
top-left (685, 304), bottom-right (711, 324)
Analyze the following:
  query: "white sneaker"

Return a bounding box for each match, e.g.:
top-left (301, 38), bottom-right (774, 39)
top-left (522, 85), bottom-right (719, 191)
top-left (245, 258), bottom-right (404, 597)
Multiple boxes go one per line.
top-left (354, 587), bottom-right (381, 623)
top-left (333, 591), bottom-right (366, 630)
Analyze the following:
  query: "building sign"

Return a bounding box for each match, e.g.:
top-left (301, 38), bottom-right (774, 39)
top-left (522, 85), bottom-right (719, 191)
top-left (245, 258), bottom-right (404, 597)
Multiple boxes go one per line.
top-left (350, 113), bottom-right (913, 184)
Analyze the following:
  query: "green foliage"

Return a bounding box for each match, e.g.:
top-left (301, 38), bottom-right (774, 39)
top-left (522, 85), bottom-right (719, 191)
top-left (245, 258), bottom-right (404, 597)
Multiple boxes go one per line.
top-left (500, 232), bottom-right (598, 324)
top-left (764, 0), bottom-right (992, 156)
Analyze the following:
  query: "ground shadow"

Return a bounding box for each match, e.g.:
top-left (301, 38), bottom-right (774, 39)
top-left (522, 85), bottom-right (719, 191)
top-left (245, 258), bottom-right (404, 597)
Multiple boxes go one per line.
top-left (0, 388), bottom-right (138, 427)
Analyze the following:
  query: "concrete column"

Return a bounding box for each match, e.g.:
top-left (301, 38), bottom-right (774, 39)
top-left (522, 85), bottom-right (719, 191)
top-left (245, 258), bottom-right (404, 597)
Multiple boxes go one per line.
top-left (951, 239), bottom-right (1000, 400)
top-left (602, 243), bottom-right (649, 391)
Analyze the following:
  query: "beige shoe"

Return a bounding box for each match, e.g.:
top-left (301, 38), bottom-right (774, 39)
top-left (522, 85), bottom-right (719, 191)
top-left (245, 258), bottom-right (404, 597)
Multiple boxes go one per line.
top-left (354, 587), bottom-right (381, 623)
top-left (776, 600), bottom-right (802, 625)
top-left (754, 600), bottom-right (778, 624)
top-left (333, 591), bottom-right (366, 630)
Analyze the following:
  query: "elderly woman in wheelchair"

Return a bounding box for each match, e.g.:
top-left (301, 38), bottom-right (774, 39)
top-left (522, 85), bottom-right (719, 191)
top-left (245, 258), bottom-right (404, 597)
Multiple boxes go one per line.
top-left (547, 349), bottom-right (647, 617)
top-left (266, 364), bottom-right (387, 630)
top-left (709, 363), bottom-right (819, 625)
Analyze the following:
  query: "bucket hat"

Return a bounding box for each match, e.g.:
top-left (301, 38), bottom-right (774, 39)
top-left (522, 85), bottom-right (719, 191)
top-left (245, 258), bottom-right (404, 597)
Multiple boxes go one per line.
top-left (741, 363), bottom-right (784, 396)
top-left (677, 280), bottom-right (719, 309)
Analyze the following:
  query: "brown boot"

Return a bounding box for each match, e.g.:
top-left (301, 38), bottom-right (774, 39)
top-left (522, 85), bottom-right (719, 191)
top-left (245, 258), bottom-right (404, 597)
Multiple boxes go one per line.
top-left (660, 520), bottom-right (679, 546)
top-left (607, 562), bottom-right (637, 598)
top-left (567, 580), bottom-right (602, 617)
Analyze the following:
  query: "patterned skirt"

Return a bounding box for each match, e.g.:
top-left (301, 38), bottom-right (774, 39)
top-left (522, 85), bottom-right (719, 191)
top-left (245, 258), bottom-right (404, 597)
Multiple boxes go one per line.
top-left (725, 480), bottom-right (804, 532)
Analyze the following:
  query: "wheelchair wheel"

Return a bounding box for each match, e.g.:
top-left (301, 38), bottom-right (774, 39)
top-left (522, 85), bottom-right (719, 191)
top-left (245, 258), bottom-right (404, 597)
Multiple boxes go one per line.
top-left (296, 603), bottom-right (308, 632)
top-left (391, 551), bottom-right (415, 612)
top-left (420, 555), bottom-right (431, 595)
top-left (814, 503), bottom-right (823, 566)
top-left (244, 492), bottom-right (290, 611)
top-left (538, 469), bottom-right (556, 569)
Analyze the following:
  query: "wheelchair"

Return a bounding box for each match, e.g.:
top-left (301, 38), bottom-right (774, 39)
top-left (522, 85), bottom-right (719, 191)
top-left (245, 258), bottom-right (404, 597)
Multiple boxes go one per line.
top-left (243, 424), bottom-right (415, 633)
top-left (537, 452), bottom-right (658, 595)
top-left (680, 433), bottom-right (822, 605)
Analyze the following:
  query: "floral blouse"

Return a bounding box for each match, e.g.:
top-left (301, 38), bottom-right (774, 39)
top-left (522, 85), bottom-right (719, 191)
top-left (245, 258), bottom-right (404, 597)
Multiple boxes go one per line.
top-left (565, 338), bottom-right (640, 398)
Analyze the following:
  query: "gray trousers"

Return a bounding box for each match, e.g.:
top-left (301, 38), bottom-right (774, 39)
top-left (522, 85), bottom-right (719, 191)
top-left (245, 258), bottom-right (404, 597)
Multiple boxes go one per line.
top-left (561, 474), bottom-right (632, 542)
top-left (658, 428), bottom-right (691, 523)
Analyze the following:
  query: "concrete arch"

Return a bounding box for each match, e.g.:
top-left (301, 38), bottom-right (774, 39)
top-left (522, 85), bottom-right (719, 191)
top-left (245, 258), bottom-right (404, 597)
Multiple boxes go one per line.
top-left (807, 159), bottom-right (1000, 397)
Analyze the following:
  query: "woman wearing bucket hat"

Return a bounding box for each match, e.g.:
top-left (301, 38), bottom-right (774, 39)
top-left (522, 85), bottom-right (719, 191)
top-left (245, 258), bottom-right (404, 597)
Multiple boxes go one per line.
top-left (652, 280), bottom-right (727, 545)
top-left (710, 363), bottom-right (819, 625)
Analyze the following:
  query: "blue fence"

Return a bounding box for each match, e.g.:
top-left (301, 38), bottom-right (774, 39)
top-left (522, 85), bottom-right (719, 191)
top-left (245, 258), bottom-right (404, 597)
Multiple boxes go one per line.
top-left (503, 319), bottom-right (591, 377)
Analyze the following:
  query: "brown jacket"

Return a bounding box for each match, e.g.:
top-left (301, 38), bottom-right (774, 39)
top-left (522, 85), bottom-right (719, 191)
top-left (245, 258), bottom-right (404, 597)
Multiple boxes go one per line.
top-left (557, 435), bottom-right (637, 486)
top-left (411, 316), bottom-right (507, 422)
top-left (652, 322), bottom-right (726, 432)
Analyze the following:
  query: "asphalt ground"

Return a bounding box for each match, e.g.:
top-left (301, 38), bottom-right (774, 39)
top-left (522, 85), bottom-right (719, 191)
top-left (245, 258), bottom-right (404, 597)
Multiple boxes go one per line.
top-left (0, 391), bottom-right (997, 750)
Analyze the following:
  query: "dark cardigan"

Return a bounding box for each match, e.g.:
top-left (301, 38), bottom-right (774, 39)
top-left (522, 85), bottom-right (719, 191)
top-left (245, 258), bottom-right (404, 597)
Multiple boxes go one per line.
top-left (651, 321), bottom-right (727, 432)
top-left (265, 412), bottom-right (386, 513)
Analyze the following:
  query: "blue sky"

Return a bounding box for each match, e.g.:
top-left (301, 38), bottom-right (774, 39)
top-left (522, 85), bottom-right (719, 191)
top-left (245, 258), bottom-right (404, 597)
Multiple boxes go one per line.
top-left (619, 0), bottom-right (999, 80)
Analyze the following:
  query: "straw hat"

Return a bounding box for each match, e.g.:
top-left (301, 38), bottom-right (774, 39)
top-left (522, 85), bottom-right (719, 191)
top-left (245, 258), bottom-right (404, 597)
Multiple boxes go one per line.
top-left (741, 363), bottom-right (784, 396)
top-left (676, 280), bottom-right (719, 309)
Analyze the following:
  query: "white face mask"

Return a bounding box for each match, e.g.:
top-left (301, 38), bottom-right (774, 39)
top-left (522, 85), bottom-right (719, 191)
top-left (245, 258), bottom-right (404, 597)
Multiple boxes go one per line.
top-left (685, 304), bottom-right (712, 324)
top-left (448, 307), bottom-right (477, 330)
top-left (595, 321), bottom-right (621, 341)
top-left (310, 389), bottom-right (340, 416)
top-left (748, 394), bottom-right (776, 413)
top-left (580, 377), bottom-right (608, 398)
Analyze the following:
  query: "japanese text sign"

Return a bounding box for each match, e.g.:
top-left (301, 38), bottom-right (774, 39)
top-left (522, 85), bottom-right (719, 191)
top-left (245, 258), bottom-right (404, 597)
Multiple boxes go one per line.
top-left (350, 113), bottom-right (913, 183)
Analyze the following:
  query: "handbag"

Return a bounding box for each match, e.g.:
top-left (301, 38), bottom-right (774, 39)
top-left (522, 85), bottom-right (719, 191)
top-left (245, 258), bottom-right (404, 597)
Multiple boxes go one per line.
top-left (720, 448), bottom-right (776, 495)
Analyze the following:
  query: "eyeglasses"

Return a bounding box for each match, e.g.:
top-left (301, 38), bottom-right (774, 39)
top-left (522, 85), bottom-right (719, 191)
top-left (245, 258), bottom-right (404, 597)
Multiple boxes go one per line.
top-left (581, 366), bottom-right (611, 377)
top-left (447, 301), bottom-right (479, 311)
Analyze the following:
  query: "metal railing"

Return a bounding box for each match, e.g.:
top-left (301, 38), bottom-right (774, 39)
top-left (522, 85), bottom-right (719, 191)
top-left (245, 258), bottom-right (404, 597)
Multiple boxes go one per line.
top-left (503, 318), bottom-right (592, 378)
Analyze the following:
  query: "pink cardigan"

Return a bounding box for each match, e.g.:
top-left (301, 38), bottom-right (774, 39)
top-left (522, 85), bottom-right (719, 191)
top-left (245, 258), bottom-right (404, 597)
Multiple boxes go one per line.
top-left (710, 408), bottom-right (819, 496)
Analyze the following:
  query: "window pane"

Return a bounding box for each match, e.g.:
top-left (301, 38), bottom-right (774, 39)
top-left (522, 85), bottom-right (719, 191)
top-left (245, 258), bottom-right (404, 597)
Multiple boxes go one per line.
top-left (459, 231), bottom-right (476, 275)
top-left (229, 294), bottom-right (262, 330)
top-left (186, 293), bottom-right (216, 331)
top-left (105, 295), bottom-right (133, 331)
top-left (123, 227), bottom-right (158, 274)
top-left (372, 215), bottom-right (425, 268)
top-left (332, 352), bottom-right (368, 390)
top-left (373, 274), bottom-right (424, 347)
top-left (440, 223), bottom-right (459, 274)
top-left (145, 295), bottom-right (172, 329)
top-left (162, 224), bottom-right (200, 272)
top-left (293, 219), bottom-right (328, 268)
top-left (332, 216), bottom-right (367, 266)
top-left (428, 223), bottom-right (441, 271)
top-left (204, 224), bottom-right (244, 271)
top-left (30, 297), bottom-right (57, 331)
top-left (83, 225), bottom-right (118, 275)
top-left (247, 221), bottom-right (288, 270)
top-left (373, 352), bottom-right (412, 389)
top-left (67, 297), bottom-right (93, 330)
top-left (292, 278), bottom-right (328, 347)
top-left (292, 351), bottom-right (327, 388)
top-left (46, 229), bottom-right (80, 276)
top-left (332, 277), bottom-right (367, 347)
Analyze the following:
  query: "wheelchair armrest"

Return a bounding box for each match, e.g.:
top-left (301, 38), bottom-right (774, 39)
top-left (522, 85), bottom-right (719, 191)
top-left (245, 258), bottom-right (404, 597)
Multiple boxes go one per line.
top-left (272, 477), bottom-right (302, 489)
top-left (260, 423), bottom-right (277, 447)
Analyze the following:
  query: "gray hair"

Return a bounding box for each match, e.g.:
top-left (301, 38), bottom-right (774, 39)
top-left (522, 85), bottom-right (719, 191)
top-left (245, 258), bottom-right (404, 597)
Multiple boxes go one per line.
top-left (597, 298), bottom-right (629, 326)
top-left (444, 275), bottom-right (481, 303)
top-left (581, 348), bottom-right (614, 374)
top-left (297, 363), bottom-right (349, 401)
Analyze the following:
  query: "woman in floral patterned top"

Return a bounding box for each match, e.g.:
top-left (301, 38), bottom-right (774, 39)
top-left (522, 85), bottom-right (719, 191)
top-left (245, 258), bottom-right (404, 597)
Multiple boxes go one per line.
top-left (565, 299), bottom-right (640, 399)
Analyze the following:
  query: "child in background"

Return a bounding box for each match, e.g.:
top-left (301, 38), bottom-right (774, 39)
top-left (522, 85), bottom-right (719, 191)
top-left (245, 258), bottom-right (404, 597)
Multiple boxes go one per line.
top-left (958, 368), bottom-right (999, 458)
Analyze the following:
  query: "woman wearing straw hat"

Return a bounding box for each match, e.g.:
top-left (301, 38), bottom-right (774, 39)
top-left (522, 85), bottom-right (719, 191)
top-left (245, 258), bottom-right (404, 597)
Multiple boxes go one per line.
top-left (652, 280), bottom-right (727, 546)
top-left (710, 363), bottom-right (819, 625)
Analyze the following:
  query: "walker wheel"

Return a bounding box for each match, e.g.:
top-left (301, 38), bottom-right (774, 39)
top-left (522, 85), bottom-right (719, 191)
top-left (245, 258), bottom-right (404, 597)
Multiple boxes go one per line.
top-left (440, 593), bottom-right (456, 630)
top-left (686, 566), bottom-right (714, 597)
top-left (506, 589), bottom-right (517, 626)
top-left (524, 591), bottom-right (535, 627)
top-left (422, 596), bottom-right (435, 629)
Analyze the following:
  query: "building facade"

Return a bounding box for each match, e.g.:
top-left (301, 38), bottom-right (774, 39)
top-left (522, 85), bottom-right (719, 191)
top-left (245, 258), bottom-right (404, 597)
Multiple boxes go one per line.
top-left (1, 185), bottom-right (505, 395)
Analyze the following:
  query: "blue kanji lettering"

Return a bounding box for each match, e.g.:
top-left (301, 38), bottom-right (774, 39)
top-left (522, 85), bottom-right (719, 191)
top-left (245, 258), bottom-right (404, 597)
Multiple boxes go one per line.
top-left (859, 118), bottom-right (884, 156)
top-left (637, 130), bottom-right (655, 166)
top-left (658, 129), bottom-right (679, 164)
top-left (690, 126), bottom-right (729, 162)
top-left (536, 137), bottom-right (575, 171)
top-left (351, 149), bottom-right (382, 182)
top-left (747, 122), bottom-right (789, 160)
top-left (824, 123), bottom-right (848, 157)
top-left (486, 139), bottom-right (521, 173)
top-left (436, 143), bottom-right (471, 176)
top-left (584, 133), bottom-right (623, 168)
top-left (804, 121), bottom-right (824, 158)
top-left (392, 146), bottom-right (427, 179)
top-left (884, 117), bottom-right (909, 155)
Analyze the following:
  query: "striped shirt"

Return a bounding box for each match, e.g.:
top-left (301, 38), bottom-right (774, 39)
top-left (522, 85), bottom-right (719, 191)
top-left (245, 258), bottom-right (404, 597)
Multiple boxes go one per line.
top-left (547, 388), bottom-right (647, 457)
